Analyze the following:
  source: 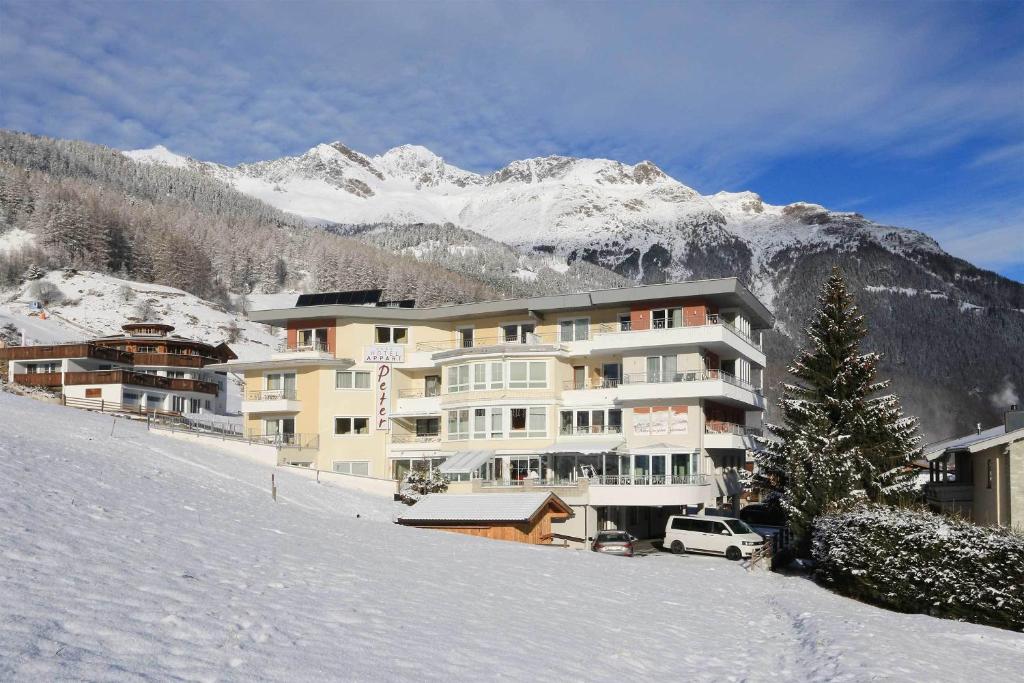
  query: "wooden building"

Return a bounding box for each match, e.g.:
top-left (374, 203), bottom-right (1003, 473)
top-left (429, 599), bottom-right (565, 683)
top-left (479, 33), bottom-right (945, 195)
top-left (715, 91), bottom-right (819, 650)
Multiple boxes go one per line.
top-left (396, 493), bottom-right (573, 545)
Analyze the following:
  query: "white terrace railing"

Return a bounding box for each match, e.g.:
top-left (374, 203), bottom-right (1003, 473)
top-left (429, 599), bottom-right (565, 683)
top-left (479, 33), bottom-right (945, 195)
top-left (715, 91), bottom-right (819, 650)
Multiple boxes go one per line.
top-left (591, 474), bottom-right (709, 486)
top-left (245, 389), bottom-right (298, 401)
top-left (705, 422), bottom-right (763, 437)
top-left (391, 433), bottom-right (442, 444)
top-left (594, 314), bottom-right (761, 348)
top-left (416, 332), bottom-right (559, 352)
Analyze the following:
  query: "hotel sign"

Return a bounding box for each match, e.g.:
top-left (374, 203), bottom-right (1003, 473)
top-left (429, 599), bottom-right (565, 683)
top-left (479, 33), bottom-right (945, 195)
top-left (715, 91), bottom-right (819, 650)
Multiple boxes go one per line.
top-left (362, 345), bottom-right (406, 364)
top-left (375, 364), bottom-right (392, 432)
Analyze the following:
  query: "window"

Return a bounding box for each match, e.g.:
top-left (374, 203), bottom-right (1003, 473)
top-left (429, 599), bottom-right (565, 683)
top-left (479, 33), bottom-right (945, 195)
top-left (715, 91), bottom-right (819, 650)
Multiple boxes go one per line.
top-left (84, 388), bottom-right (101, 398)
top-left (508, 361), bottom-right (546, 388)
top-left (510, 457), bottom-right (541, 481)
top-left (457, 327), bottom-right (474, 348)
top-left (473, 408), bottom-right (488, 439)
top-left (510, 407), bottom-right (546, 438)
top-left (447, 365), bottom-right (470, 393)
top-left (189, 398), bottom-right (201, 413)
top-left (334, 417), bottom-right (369, 435)
top-left (446, 363), bottom-right (502, 393)
top-left (415, 418), bottom-right (440, 436)
top-left (651, 307), bottom-right (683, 329)
top-left (618, 313), bottom-right (632, 331)
top-left (375, 326), bottom-right (408, 344)
top-left (205, 400), bottom-right (212, 410)
top-left (490, 409), bottom-right (503, 438)
top-left (424, 375), bottom-right (441, 397)
top-left (646, 355), bottom-right (677, 383)
top-left (559, 318), bottom-right (590, 342)
top-left (267, 372), bottom-right (297, 397)
top-left (147, 394), bottom-right (163, 406)
top-left (122, 391), bottom-right (140, 404)
top-left (336, 370), bottom-right (371, 389)
top-left (136, 345), bottom-right (157, 353)
top-left (171, 396), bottom-right (186, 412)
top-left (987, 459), bottom-right (993, 489)
top-left (501, 322), bottom-right (535, 343)
top-left (333, 461), bottom-right (370, 476)
top-left (167, 370), bottom-right (186, 379)
top-left (297, 328), bottom-right (328, 351)
top-left (447, 409), bottom-right (470, 440)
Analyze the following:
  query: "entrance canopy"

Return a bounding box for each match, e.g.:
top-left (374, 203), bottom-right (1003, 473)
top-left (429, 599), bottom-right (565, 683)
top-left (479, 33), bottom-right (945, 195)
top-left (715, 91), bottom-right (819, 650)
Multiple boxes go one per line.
top-left (438, 450), bottom-right (495, 475)
top-left (538, 438), bottom-right (624, 455)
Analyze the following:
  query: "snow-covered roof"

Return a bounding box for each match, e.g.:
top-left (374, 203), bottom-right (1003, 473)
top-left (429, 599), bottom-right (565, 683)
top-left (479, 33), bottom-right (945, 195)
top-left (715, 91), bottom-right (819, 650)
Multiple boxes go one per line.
top-left (396, 493), bottom-right (570, 523)
top-left (925, 425), bottom-right (1024, 461)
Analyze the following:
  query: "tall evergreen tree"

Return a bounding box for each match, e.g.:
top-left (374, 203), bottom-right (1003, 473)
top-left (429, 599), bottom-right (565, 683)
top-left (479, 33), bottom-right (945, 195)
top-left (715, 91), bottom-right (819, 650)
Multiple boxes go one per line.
top-left (755, 267), bottom-right (921, 542)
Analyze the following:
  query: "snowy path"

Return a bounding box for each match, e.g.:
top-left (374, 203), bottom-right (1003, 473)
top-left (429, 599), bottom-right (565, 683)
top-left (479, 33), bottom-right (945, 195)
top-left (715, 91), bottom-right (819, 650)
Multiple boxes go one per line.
top-left (1, 393), bottom-right (1021, 681)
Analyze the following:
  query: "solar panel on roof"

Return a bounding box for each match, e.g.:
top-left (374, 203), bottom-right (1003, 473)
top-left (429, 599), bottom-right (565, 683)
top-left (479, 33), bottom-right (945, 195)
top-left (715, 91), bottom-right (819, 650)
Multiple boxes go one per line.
top-left (295, 289), bottom-right (384, 307)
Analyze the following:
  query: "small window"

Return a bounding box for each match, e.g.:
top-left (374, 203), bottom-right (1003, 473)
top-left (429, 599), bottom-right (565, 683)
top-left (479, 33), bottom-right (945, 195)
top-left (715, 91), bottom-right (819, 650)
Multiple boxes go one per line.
top-left (987, 459), bottom-right (993, 489)
top-left (375, 326), bottom-right (408, 344)
top-left (122, 392), bottom-right (139, 404)
top-left (336, 370), bottom-right (371, 389)
top-left (457, 327), bottom-right (474, 348)
top-left (333, 461), bottom-right (370, 476)
top-left (171, 396), bottom-right (186, 412)
top-left (334, 417), bottom-right (370, 435)
top-left (490, 409), bottom-right (503, 438)
top-left (473, 408), bottom-right (487, 439)
top-left (618, 313), bottom-right (632, 331)
top-left (205, 400), bottom-right (212, 410)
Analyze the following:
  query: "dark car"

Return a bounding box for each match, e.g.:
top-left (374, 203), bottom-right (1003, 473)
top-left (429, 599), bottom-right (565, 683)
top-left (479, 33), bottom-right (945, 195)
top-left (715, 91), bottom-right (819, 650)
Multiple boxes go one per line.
top-left (591, 530), bottom-right (636, 557)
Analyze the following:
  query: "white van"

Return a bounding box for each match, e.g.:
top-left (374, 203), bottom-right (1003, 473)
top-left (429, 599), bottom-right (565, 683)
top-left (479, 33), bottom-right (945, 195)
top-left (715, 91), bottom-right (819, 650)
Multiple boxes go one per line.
top-left (664, 515), bottom-right (763, 561)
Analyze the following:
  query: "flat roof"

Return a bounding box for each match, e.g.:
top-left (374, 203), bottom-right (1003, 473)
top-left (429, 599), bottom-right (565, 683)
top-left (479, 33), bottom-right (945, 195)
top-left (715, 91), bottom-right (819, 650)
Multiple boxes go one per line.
top-left (248, 278), bottom-right (774, 329)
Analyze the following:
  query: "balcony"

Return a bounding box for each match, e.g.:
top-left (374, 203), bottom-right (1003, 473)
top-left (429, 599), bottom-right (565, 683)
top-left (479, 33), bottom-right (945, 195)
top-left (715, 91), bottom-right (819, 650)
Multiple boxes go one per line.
top-left (132, 352), bottom-right (216, 368)
top-left (272, 341), bottom-right (334, 360)
top-left (587, 316), bottom-right (765, 365)
top-left (244, 431), bottom-right (319, 450)
top-left (390, 433), bottom-right (443, 452)
top-left (1, 343), bottom-right (133, 364)
top-left (704, 422), bottom-right (763, 450)
top-left (60, 370), bottom-right (219, 395)
top-left (561, 370), bottom-right (765, 409)
top-left (394, 389), bottom-right (441, 417)
top-left (588, 473), bottom-right (711, 506)
top-left (241, 389), bottom-right (302, 414)
top-left (12, 371), bottom-right (64, 388)
top-left (417, 332), bottom-right (560, 358)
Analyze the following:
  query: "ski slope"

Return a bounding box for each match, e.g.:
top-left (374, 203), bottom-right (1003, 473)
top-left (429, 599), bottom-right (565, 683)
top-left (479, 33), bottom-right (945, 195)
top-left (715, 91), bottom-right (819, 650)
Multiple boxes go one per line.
top-left (1, 392), bottom-right (1021, 681)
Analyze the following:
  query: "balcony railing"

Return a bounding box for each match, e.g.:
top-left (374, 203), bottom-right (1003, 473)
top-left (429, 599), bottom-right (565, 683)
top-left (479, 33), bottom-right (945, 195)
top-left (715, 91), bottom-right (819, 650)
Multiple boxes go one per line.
top-left (245, 431), bottom-right (320, 449)
top-left (620, 369), bottom-right (761, 393)
top-left (0, 342), bottom-right (133, 364)
top-left (594, 315), bottom-right (761, 348)
top-left (592, 474), bottom-right (709, 486)
top-left (558, 425), bottom-right (623, 436)
top-left (62, 370), bottom-right (219, 395)
top-left (12, 371), bottom-right (64, 387)
top-left (246, 389), bottom-right (297, 401)
top-left (705, 422), bottom-right (763, 437)
top-left (397, 388), bottom-right (441, 398)
top-left (280, 341), bottom-right (330, 353)
top-left (563, 378), bottom-right (622, 390)
top-left (416, 332), bottom-right (558, 352)
top-left (391, 433), bottom-right (442, 443)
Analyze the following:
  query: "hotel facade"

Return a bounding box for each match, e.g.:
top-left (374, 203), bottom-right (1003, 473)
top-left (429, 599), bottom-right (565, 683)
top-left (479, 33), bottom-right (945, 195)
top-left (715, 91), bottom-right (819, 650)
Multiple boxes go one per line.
top-left (212, 279), bottom-right (772, 541)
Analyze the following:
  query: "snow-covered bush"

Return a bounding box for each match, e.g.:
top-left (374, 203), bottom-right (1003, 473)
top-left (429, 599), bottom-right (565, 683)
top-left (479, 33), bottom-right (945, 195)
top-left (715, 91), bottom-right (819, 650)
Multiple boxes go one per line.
top-left (813, 505), bottom-right (1024, 631)
top-left (398, 466), bottom-right (449, 505)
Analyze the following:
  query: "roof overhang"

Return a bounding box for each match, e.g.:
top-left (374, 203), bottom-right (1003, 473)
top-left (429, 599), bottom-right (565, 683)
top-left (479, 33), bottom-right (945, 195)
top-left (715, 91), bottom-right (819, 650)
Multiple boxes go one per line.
top-left (248, 279), bottom-right (774, 330)
top-left (205, 357), bottom-right (355, 372)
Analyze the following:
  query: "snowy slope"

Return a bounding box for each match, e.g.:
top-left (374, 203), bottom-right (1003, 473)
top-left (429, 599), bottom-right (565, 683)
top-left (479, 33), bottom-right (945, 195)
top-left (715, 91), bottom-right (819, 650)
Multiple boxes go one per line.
top-left (2, 391), bottom-right (1022, 681)
top-left (0, 271), bottom-right (280, 361)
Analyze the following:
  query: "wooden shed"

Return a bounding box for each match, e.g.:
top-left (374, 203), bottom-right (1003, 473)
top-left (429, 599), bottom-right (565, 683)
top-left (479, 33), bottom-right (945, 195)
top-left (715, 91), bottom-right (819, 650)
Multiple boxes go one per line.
top-left (396, 493), bottom-right (573, 545)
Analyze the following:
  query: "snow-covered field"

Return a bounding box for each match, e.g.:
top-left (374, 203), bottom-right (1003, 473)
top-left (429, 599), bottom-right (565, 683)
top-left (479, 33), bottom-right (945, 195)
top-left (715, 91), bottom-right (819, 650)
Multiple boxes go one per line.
top-left (1, 392), bottom-right (1021, 681)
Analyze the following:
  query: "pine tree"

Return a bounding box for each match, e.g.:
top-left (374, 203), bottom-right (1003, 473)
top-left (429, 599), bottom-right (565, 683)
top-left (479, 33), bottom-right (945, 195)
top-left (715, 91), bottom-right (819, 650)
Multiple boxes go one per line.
top-left (755, 267), bottom-right (921, 543)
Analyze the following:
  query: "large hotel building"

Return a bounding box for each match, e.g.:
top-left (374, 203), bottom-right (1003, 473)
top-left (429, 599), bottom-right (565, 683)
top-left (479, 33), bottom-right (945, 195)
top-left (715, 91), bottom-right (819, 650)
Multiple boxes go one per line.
top-left (210, 279), bottom-right (772, 541)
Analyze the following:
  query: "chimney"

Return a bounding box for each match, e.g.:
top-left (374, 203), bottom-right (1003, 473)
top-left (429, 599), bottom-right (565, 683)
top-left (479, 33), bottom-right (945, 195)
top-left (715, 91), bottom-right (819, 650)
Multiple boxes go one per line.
top-left (1007, 404), bottom-right (1024, 433)
top-left (976, 423), bottom-right (982, 435)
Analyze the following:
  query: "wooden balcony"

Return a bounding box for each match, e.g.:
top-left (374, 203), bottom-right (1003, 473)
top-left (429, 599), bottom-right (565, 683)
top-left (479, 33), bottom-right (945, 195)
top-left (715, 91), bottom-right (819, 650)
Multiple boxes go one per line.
top-left (63, 370), bottom-right (219, 395)
top-left (12, 372), bottom-right (64, 387)
top-left (0, 343), bottom-right (132, 364)
top-left (132, 352), bottom-right (214, 368)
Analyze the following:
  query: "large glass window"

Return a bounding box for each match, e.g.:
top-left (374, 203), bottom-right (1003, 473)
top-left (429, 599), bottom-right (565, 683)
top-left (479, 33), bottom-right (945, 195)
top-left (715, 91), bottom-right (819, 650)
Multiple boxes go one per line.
top-left (297, 328), bottom-right (329, 350)
top-left (646, 355), bottom-right (677, 383)
top-left (559, 318), bottom-right (590, 342)
top-left (334, 417), bottom-right (369, 435)
top-left (651, 307), bottom-right (683, 329)
top-left (502, 323), bottom-right (535, 343)
top-left (510, 457), bottom-right (541, 481)
top-left (335, 370), bottom-right (370, 389)
top-left (510, 407), bottom-right (546, 438)
top-left (508, 361), bottom-right (547, 389)
top-left (447, 409), bottom-right (470, 440)
top-left (447, 365), bottom-right (470, 393)
top-left (447, 363), bottom-right (503, 393)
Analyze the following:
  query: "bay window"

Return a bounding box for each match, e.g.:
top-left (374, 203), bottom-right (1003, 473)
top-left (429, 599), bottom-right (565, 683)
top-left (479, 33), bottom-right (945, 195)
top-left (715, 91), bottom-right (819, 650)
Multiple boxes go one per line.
top-left (447, 409), bottom-right (470, 440)
top-left (508, 361), bottom-right (546, 388)
top-left (510, 406), bottom-right (546, 438)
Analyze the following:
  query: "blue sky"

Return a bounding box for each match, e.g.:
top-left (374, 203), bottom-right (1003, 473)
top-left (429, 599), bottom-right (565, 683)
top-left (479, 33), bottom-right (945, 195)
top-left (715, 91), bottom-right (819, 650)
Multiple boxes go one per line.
top-left (1, 0), bottom-right (1021, 281)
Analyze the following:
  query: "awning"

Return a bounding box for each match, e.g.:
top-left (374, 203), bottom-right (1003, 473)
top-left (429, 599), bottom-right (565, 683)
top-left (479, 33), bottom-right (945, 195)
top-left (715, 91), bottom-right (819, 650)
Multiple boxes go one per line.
top-left (438, 450), bottom-right (495, 474)
top-left (538, 439), bottom-right (624, 454)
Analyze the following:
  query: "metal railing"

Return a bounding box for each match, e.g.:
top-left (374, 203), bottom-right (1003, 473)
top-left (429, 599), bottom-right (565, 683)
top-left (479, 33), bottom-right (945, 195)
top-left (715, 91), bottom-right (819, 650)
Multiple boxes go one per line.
top-left (397, 388), bottom-right (441, 398)
top-left (594, 315), bottom-right (762, 348)
top-left (245, 389), bottom-right (297, 401)
top-left (147, 414), bottom-right (318, 450)
top-left (705, 422), bottom-right (763, 437)
top-left (416, 332), bottom-right (558, 352)
top-left (244, 431), bottom-right (320, 449)
top-left (280, 341), bottom-right (330, 353)
top-left (563, 378), bottom-right (622, 390)
top-left (620, 369), bottom-right (761, 393)
top-left (391, 433), bottom-right (441, 443)
top-left (592, 474), bottom-right (709, 486)
top-left (558, 425), bottom-right (623, 436)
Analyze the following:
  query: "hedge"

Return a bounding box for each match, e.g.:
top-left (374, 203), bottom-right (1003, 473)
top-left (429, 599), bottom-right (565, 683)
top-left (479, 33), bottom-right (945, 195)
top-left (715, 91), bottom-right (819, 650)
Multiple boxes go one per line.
top-left (813, 505), bottom-right (1024, 631)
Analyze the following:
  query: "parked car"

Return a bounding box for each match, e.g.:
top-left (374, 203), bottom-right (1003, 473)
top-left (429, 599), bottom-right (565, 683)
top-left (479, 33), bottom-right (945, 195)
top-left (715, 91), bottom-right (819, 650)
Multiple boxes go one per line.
top-left (591, 530), bottom-right (636, 557)
top-left (663, 515), bottom-right (763, 561)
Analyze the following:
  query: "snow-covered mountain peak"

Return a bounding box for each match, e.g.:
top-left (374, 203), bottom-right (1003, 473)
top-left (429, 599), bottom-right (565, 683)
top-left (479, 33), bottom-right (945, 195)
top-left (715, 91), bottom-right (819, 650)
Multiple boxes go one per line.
top-left (372, 144), bottom-right (480, 188)
top-left (123, 145), bottom-right (191, 168)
